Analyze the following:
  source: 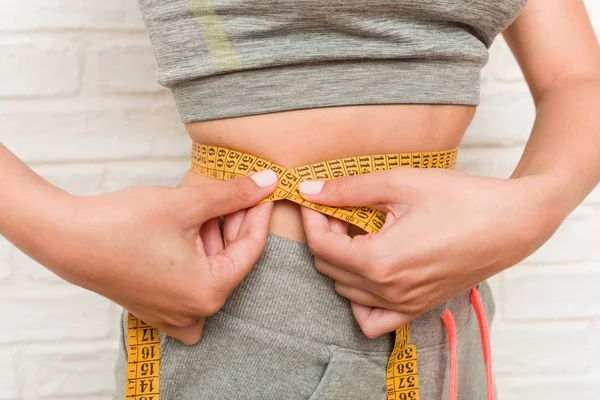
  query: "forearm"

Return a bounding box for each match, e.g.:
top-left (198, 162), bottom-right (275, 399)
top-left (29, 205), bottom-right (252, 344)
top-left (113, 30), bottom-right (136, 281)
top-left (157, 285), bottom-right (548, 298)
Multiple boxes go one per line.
top-left (0, 143), bottom-right (74, 264)
top-left (511, 75), bottom-right (600, 215)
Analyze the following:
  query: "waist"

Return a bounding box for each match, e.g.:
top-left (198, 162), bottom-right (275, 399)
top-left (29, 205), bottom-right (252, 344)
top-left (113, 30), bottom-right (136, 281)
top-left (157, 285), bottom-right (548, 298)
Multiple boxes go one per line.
top-left (219, 233), bottom-right (478, 351)
top-left (180, 104), bottom-right (474, 242)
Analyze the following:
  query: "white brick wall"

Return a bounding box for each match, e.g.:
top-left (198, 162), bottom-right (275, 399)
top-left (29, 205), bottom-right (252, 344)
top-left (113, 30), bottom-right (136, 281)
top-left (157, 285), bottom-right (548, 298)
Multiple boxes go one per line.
top-left (0, 1), bottom-right (598, 399)
top-left (0, 46), bottom-right (80, 97)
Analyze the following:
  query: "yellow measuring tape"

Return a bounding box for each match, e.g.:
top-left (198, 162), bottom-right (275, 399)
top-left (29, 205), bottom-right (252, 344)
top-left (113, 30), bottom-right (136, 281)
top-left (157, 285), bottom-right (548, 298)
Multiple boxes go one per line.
top-left (126, 143), bottom-right (457, 400)
top-left (125, 314), bottom-right (160, 399)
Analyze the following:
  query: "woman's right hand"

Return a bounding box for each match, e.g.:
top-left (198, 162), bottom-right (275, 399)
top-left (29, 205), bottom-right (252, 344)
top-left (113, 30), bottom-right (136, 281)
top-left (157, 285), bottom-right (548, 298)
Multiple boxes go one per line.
top-left (31, 170), bottom-right (278, 344)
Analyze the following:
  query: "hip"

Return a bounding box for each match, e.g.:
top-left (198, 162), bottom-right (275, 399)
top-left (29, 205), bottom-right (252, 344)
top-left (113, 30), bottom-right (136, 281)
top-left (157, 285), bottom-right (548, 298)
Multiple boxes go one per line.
top-left (113, 233), bottom-right (495, 400)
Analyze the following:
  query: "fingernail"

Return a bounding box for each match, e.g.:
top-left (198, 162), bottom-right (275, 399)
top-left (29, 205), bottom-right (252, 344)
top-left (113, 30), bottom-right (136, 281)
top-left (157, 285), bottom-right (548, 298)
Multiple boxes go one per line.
top-left (299, 180), bottom-right (324, 195)
top-left (250, 169), bottom-right (278, 187)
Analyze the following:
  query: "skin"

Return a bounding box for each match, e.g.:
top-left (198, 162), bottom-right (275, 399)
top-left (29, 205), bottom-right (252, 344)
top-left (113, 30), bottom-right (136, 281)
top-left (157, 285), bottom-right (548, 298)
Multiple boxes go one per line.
top-left (0, 144), bottom-right (277, 344)
top-left (0, 0), bottom-right (597, 346)
top-left (181, 104), bottom-right (474, 242)
top-left (298, 0), bottom-right (600, 338)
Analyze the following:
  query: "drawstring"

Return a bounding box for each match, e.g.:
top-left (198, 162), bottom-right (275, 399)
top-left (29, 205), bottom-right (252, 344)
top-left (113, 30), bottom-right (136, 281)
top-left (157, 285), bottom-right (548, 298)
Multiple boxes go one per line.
top-left (440, 309), bottom-right (458, 400)
top-left (470, 286), bottom-right (495, 400)
top-left (440, 286), bottom-right (495, 400)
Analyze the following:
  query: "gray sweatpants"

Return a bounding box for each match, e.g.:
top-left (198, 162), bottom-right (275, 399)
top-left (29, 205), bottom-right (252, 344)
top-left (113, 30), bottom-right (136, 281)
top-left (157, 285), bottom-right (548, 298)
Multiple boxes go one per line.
top-left (113, 234), bottom-right (495, 399)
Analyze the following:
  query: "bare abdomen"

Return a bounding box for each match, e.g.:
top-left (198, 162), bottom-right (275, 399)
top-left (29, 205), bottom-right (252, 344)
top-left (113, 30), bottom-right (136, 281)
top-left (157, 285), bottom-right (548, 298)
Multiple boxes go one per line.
top-left (180, 103), bottom-right (476, 242)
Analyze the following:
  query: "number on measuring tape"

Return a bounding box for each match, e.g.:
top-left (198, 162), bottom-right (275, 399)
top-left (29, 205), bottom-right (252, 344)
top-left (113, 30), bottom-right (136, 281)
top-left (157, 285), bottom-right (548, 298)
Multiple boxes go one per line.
top-left (128, 143), bottom-right (458, 400)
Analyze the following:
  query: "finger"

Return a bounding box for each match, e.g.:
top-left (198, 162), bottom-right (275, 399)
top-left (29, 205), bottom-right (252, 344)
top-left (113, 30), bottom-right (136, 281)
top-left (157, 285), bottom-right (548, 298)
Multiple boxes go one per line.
top-left (351, 302), bottom-right (411, 339)
top-left (199, 218), bottom-right (223, 256)
top-left (379, 211), bottom-right (397, 233)
top-left (300, 206), bottom-right (330, 235)
top-left (298, 169), bottom-right (410, 208)
top-left (301, 207), bottom-right (370, 272)
top-left (334, 282), bottom-right (393, 309)
top-left (314, 257), bottom-right (366, 289)
top-left (160, 318), bottom-right (206, 345)
top-left (328, 215), bottom-right (349, 234)
top-left (222, 209), bottom-right (246, 246)
top-left (184, 170), bottom-right (278, 222)
top-left (209, 202), bottom-right (274, 294)
top-left (237, 201), bottom-right (274, 243)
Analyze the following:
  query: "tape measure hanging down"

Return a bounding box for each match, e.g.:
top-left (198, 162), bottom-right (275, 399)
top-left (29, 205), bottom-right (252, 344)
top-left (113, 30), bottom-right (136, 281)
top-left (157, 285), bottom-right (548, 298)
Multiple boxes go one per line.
top-left (126, 143), bottom-right (457, 400)
top-left (126, 313), bottom-right (160, 400)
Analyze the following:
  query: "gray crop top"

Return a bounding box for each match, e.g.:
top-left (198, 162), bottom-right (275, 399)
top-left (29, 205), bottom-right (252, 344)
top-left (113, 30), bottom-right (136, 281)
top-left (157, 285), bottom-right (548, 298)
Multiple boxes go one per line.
top-left (137, 0), bottom-right (528, 123)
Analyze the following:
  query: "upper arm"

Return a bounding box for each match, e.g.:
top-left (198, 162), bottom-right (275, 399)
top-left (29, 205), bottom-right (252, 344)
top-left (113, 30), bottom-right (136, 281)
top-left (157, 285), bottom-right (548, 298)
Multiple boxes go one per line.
top-left (503, 0), bottom-right (600, 102)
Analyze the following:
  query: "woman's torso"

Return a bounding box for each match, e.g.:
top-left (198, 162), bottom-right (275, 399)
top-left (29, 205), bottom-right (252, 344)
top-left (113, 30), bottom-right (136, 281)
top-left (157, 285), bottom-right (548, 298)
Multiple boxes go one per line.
top-left (143, 0), bottom-right (526, 241)
top-left (180, 104), bottom-right (475, 242)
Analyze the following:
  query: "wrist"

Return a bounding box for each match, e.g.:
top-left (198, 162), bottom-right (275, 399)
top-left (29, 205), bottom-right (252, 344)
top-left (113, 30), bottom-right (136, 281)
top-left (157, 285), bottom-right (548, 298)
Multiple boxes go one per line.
top-left (2, 183), bottom-right (80, 272)
top-left (510, 174), bottom-right (574, 242)
top-left (0, 145), bottom-right (85, 278)
top-left (510, 157), bottom-right (597, 220)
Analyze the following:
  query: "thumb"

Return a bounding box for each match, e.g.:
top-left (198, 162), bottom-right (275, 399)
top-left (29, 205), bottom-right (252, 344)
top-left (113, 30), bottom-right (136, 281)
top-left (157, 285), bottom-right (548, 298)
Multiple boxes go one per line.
top-left (161, 318), bottom-right (206, 345)
top-left (351, 302), bottom-right (411, 339)
top-left (185, 169), bottom-right (278, 222)
top-left (298, 169), bottom-right (403, 207)
top-left (208, 201), bottom-right (273, 295)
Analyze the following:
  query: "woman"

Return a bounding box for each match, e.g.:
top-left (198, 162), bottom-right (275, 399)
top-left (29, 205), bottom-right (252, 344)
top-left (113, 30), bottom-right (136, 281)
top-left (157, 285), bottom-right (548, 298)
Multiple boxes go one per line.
top-left (1, 0), bottom-right (599, 399)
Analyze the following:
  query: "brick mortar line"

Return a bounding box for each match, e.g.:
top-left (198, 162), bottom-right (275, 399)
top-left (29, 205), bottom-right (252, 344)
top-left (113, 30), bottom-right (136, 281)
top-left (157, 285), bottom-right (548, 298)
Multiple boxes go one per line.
top-left (0, 93), bottom-right (172, 102)
top-left (0, 339), bottom-right (120, 347)
top-left (494, 317), bottom-right (597, 326)
top-left (0, 28), bottom-right (147, 35)
top-left (495, 371), bottom-right (600, 378)
top-left (501, 315), bottom-right (600, 324)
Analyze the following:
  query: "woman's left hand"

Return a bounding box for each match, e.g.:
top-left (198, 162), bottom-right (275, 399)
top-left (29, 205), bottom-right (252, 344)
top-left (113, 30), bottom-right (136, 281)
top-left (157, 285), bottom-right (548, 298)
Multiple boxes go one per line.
top-left (299, 168), bottom-right (566, 338)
